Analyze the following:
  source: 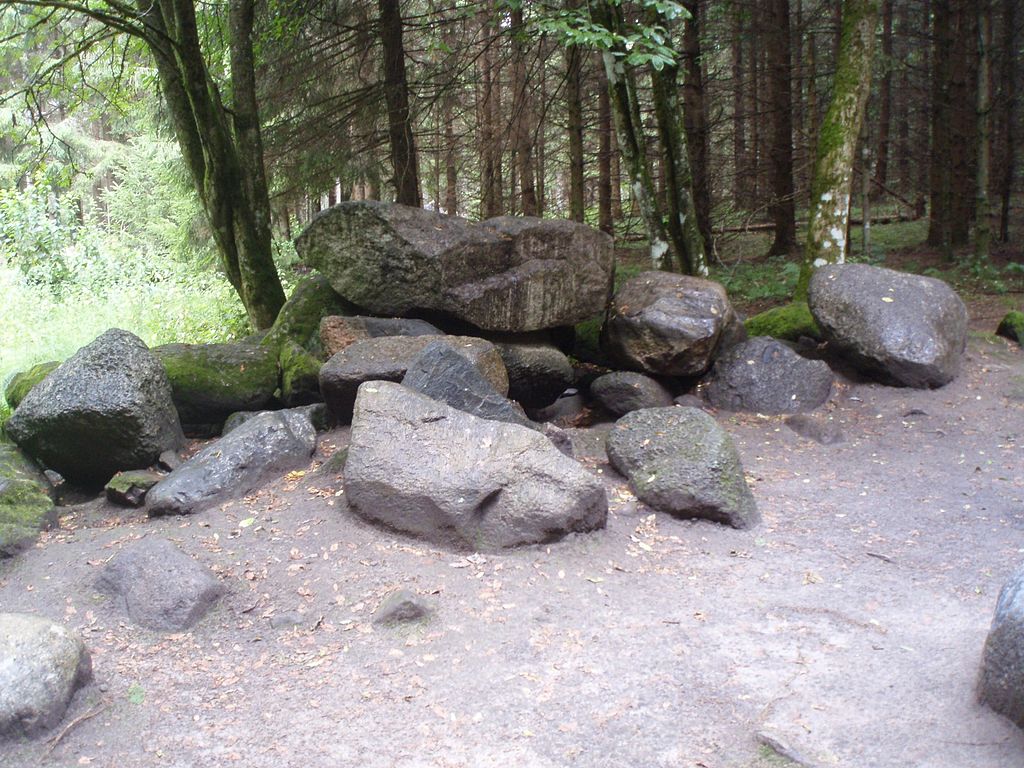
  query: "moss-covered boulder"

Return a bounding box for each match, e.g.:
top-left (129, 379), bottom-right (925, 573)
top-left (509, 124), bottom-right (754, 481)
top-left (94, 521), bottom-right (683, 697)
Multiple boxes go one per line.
top-left (153, 343), bottom-right (279, 436)
top-left (744, 302), bottom-right (821, 342)
top-left (260, 274), bottom-right (356, 356)
top-left (4, 361), bottom-right (60, 411)
top-left (997, 311), bottom-right (1024, 346)
top-left (0, 439), bottom-right (57, 557)
top-left (279, 340), bottom-right (323, 407)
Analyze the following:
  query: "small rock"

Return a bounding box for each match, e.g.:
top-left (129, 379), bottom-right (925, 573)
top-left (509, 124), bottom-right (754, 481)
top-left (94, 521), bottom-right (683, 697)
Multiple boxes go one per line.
top-left (673, 394), bottom-right (706, 409)
top-left (157, 450), bottom-right (183, 472)
top-left (0, 613), bottom-right (92, 737)
top-left (105, 470), bottom-right (164, 508)
top-left (590, 371), bottom-right (674, 416)
top-left (529, 392), bottom-right (586, 425)
top-left (784, 414), bottom-right (845, 445)
top-left (373, 590), bottom-right (433, 626)
top-left (996, 311), bottom-right (1024, 345)
top-left (96, 538), bottom-right (224, 631)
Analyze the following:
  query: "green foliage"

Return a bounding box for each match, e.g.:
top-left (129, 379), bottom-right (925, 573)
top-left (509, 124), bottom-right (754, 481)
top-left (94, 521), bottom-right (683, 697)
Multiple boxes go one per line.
top-left (712, 257), bottom-right (801, 304)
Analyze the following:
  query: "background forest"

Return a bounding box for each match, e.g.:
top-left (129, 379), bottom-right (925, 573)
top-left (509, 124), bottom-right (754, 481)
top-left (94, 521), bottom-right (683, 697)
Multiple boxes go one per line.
top-left (0, 0), bottom-right (1021, 405)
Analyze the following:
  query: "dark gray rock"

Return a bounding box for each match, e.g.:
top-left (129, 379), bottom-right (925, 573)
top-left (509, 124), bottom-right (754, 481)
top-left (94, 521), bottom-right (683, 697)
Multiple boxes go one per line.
top-left (296, 202), bottom-right (614, 332)
top-left (373, 589), bottom-right (433, 626)
top-left (495, 340), bottom-right (575, 409)
top-left (6, 329), bottom-right (184, 486)
top-left (706, 337), bottom-right (834, 414)
top-left (529, 390), bottom-right (586, 425)
top-left (0, 613), bottom-right (92, 737)
top-left (222, 403), bottom-right (329, 435)
top-left (784, 414), bottom-right (845, 445)
top-left (606, 407), bottom-right (759, 529)
top-left (673, 394), bottom-right (706, 409)
top-left (96, 538), bottom-right (224, 631)
top-left (541, 423), bottom-right (575, 458)
top-left (320, 315), bottom-right (443, 358)
top-left (105, 470), bottom-right (164, 508)
top-left (146, 409), bottom-right (316, 516)
top-left (319, 335), bottom-right (508, 423)
top-left (602, 271), bottom-right (740, 377)
top-left (808, 263), bottom-right (968, 388)
top-left (591, 372), bottom-right (674, 416)
top-left (157, 450), bottom-right (182, 472)
top-left (152, 342), bottom-right (279, 436)
top-left (0, 441), bottom-right (57, 558)
top-left (402, 341), bottom-right (532, 427)
top-left (979, 564), bottom-right (1024, 729)
top-left (344, 382), bottom-right (607, 550)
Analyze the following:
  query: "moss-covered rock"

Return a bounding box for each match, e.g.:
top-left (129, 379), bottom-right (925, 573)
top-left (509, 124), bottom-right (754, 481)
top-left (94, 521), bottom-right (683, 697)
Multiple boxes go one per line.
top-left (744, 302), bottom-right (821, 342)
top-left (4, 361), bottom-right (60, 411)
top-left (996, 311), bottom-right (1024, 346)
top-left (0, 439), bottom-right (57, 558)
top-left (153, 343), bottom-right (279, 436)
top-left (279, 340), bottom-right (323, 407)
top-left (105, 470), bottom-right (163, 508)
top-left (260, 274), bottom-right (357, 356)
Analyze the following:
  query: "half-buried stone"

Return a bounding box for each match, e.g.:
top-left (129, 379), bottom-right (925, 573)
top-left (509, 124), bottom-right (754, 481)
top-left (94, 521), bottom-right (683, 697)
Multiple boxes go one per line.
top-left (344, 382), bottom-right (607, 550)
top-left (590, 371), bottom-right (674, 416)
top-left (0, 440), bottom-right (57, 558)
top-left (808, 263), bottom-right (968, 388)
top-left (5, 329), bottom-right (184, 487)
top-left (319, 335), bottom-right (508, 423)
top-left (606, 407), bottom-right (759, 529)
top-left (96, 538), bottom-right (224, 631)
top-left (705, 336), bottom-right (834, 414)
top-left (146, 408), bottom-right (316, 517)
top-left (0, 613), bottom-right (92, 738)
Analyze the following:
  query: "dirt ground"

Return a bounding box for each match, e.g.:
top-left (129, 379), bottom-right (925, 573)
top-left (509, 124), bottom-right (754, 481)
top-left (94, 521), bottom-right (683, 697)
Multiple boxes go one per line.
top-left (2, 321), bottom-right (1023, 767)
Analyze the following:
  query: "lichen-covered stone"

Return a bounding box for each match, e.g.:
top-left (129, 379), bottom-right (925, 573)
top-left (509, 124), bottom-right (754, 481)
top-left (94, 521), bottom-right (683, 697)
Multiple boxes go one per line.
top-left (606, 407), bottom-right (759, 529)
top-left (996, 311), bottom-right (1024, 346)
top-left (744, 302), bottom-right (821, 342)
top-left (105, 470), bottom-right (164, 508)
top-left (153, 342), bottom-right (279, 435)
top-left (4, 361), bottom-right (59, 411)
top-left (0, 440), bottom-right (57, 558)
top-left (279, 340), bottom-right (323, 407)
top-left (6, 329), bottom-right (184, 486)
top-left (296, 202), bottom-right (614, 332)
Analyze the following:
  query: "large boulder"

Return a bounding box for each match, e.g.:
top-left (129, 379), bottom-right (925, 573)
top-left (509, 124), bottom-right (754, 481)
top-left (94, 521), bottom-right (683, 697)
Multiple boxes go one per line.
top-left (320, 315), bottom-right (443, 358)
top-left (344, 382), bottom-right (608, 550)
top-left (146, 409), bottom-right (316, 516)
top-left (0, 440), bottom-right (57, 557)
top-left (601, 271), bottom-right (742, 377)
top-left (4, 361), bottom-right (59, 410)
top-left (295, 202), bottom-right (614, 332)
top-left (319, 335), bottom-right (508, 423)
top-left (978, 565), bottom-right (1024, 729)
top-left (402, 341), bottom-right (532, 427)
top-left (494, 340), bottom-right (574, 409)
top-left (706, 336), bottom-right (834, 414)
top-left (259, 273), bottom-right (357, 355)
top-left (153, 342), bottom-right (279, 435)
top-left (590, 371), bottom-right (674, 416)
top-left (96, 538), bottom-right (225, 631)
top-left (808, 263), bottom-right (968, 388)
top-left (0, 613), bottom-right (92, 737)
top-left (606, 407), bottom-right (759, 529)
top-left (5, 329), bottom-right (185, 486)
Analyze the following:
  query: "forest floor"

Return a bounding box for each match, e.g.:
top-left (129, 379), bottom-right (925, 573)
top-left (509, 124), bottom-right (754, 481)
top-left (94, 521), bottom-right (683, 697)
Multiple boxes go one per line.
top-left (2, 294), bottom-right (1024, 768)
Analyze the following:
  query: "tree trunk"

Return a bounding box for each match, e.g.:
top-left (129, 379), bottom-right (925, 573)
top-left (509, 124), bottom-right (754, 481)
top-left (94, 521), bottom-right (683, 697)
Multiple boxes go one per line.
top-left (873, 0), bottom-right (893, 196)
top-left (974, 0), bottom-right (992, 260)
top-left (510, 7), bottom-right (538, 216)
top-left (732, 4), bottom-right (749, 207)
top-left (682, 0), bottom-right (713, 254)
top-left (566, 11), bottom-right (586, 223)
top-left (378, 0), bottom-right (421, 207)
top-left (765, 0), bottom-right (798, 256)
top-left (598, 59), bottom-right (613, 234)
top-left (997, 0), bottom-right (1018, 242)
top-left (796, 0), bottom-right (880, 298)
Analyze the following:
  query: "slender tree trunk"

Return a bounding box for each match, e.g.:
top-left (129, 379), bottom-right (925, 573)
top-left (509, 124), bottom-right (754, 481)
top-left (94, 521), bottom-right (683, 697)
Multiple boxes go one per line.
top-left (873, 0), bottom-right (893, 197)
top-left (566, 13), bottom-right (586, 223)
top-left (895, 0), bottom-right (911, 195)
top-left (510, 7), bottom-right (538, 216)
top-left (378, 0), bottom-right (421, 207)
top-left (948, 1), bottom-right (978, 246)
top-left (682, 0), bottom-right (713, 254)
top-left (928, 0), bottom-right (953, 250)
top-left (732, 3), bottom-right (748, 207)
top-left (598, 59), bottom-right (613, 234)
top-left (806, 19), bottom-right (819, 206)
top-left (444, 99), bottom-right (458, 215)
top-left (997, 0), bottom-right (1018, 242)
top-left (975, 0), bottom-right (992, 259)
top-left (796, 0), bottom-right (880, 298)
top-left (765, 0), bottom-right (798, 255)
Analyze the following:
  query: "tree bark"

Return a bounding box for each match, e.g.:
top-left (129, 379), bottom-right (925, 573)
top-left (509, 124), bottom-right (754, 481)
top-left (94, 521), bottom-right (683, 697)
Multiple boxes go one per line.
top-left (378, 0), bottom-right (421, 207)
top-left (997, 0), bottom-right (1017, 243)
top-left (565, 8), bottom-right (586, 223)
top-left (510, 7), bottom-right (538, 216)
top-left (873, 0), bottom-right (893, 196)
top-left (681, 0), bottom-right (713, 254)
top-left (598, 58), bottom-right (613, 234)
top-left (765, 0), bottom-right (798, 256)
top-left (796, 0), bottom-right (880, 298)
top-left (974, 0), bottom-right (992, 260)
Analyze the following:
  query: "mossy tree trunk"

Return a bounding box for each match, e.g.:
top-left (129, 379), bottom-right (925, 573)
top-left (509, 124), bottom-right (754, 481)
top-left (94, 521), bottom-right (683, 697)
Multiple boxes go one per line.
top-left (795, 0), bottom-right (880, 299)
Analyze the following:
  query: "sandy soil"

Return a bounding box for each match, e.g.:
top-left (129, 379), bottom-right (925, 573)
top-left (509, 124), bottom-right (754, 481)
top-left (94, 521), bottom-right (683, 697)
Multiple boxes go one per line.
top-left (1, 331), bottom-right (1023, 768)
